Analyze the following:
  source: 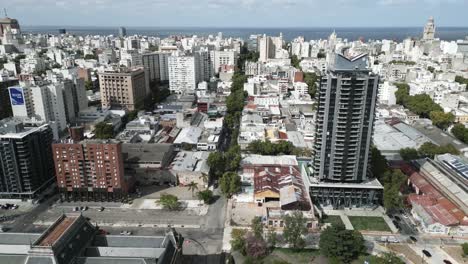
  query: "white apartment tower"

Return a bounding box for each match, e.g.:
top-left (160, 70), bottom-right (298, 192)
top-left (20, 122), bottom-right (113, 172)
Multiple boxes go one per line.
top-left (168, 54), bottom-right (199, 94)
top-left (423, 17), bottom-right (436, 40)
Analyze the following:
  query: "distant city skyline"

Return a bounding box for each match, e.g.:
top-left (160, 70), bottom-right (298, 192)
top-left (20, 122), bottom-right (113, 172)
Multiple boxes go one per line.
top-left (2, 0), bottom-right (468, 27)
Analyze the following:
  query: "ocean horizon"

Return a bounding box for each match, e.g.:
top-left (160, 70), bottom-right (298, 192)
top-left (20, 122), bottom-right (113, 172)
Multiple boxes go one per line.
top-left (21, 26), bottom-right (468, 42)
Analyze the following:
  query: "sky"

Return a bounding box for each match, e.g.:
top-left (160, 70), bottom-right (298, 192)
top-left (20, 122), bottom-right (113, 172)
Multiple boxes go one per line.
top-left (0, 0), bottom-right (467, 27)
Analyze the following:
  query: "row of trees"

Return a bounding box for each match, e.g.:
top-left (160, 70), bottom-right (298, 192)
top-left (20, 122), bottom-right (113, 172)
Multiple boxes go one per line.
top-left (399, 142), bottom-right (459, 161)
top-left (207, 47), bottom-right (257, 198)
top-left (247, 140), bottom-right (295, 155)
top-left (231, 211), bottom-right (309, 261)
top-left (395, 83), bottom-right (454, 129)
top-left (451, 123), bottom-right (468, 144)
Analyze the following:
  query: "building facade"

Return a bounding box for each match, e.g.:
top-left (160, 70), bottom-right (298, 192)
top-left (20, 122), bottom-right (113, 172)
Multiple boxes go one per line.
top-left (98, 67), bottom-right (147, 111)
top-left (52, 140), bottom-right (129, 201)
top-left (311, 53), bottom-right (382, 208)
top-left (168, 55), bottom-right (198, 94)
top-left (0, 122), bottom-right (54, 199)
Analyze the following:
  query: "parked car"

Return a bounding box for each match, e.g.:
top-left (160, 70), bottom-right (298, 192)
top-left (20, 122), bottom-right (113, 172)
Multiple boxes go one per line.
top-left (409, 236), bottom-right (418, 242)
top-left (422, 250), bottom-right (432, 257)
top-left (443, 260), bottom-right (453, 264)
top-left (98, 206), bottom-right (105, 212)
top-left (73, 206), bottom-right (79, 212)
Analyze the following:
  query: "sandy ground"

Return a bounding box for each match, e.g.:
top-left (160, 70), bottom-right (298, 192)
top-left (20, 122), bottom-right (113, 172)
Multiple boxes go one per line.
top-left (387, 244), bottom-right (428, 264)
top-left (442, 246), bottom-right (467, 264)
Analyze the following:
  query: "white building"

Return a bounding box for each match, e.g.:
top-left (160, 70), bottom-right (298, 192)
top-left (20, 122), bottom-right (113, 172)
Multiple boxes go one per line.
top-left (211, 50), bottom-right (236, 74)
top-left (168, 54), bottom-right (199, 94)
top-left (378, 81), bottom-right (398, 106)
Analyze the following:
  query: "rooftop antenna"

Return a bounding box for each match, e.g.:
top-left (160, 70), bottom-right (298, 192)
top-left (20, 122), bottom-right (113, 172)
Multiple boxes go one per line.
top-left (3, 8), bottom-right (7, 17)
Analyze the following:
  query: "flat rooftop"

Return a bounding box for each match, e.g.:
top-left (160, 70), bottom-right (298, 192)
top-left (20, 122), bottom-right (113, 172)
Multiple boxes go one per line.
top-left (35, 216), bottom-right (78, 247)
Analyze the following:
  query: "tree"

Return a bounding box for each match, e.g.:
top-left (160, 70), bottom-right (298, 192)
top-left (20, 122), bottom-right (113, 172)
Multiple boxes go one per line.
top-left (187, 181), bottom-right (198, 197)
top-left (291, 55), bottom-right (301, 69)
top-left (158, 194), bottom-right (181, 210)
top-left (251, 216), bottom-right (264, 239)
top-left (231, 229), bottom-right (247, 255)
top-left (418, 142), bottom-right (459, 158)
top-left (370, 146), bottom-right (389, 181)
top-left (319, 224), bottom-right (365, 263)
top-left (197, 189), bottom-right (213, 204)
top-left (462, 242), bottom-right (468, 257)
top-left (451, 123), bottom-right (468, 144)
top-left (399, 147), bottom-right (420, 161)
top-left (303, 72), bottom-right (319, 98)
top-left (245, 234), bottom-right (268, 258)
top-left (220, 172), bottom-right (241, 198)
top-left (282, 211), bottom-right (308, 249)
top-left (429, 111), bottom-right (455, 130)
top-left (207, 152), bottom-right (226, 179)
top-left (382, 170), bottom-right (406, 212)
top-left (94, 122), bottom-right (114, 139)
top-left (85, 80), bottom-right (94, 90)
top-left (455, 75), bottom-right (468, 86)
top-left (266, 228), bottom-right (278, 249)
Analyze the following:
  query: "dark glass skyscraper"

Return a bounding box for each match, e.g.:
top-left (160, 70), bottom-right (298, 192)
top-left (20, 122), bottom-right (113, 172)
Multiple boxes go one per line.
top-left (310, 52), bottom-right (382, 208)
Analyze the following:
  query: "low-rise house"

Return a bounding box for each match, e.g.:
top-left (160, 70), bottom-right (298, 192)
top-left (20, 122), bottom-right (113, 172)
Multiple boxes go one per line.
top-left (170, 151), bottom-right (210, 187)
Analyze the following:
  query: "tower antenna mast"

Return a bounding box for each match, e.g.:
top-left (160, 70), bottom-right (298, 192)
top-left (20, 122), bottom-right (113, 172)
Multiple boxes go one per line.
top-left (3, 8), bottom-right (7, 17)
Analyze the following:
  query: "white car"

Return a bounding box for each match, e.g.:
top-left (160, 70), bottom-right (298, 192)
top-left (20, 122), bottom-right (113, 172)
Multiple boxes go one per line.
top-left (120, 231), bottom-right (132, 236)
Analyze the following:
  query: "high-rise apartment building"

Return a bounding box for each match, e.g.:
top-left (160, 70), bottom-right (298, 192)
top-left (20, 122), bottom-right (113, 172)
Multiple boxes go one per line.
top-left (118, 26), bottom-right (127, 38)
top-left (196, 49), bottom-right (213, 82)
top-left (168, 54), bottom-right (198, 94)
top-left (98, 67), bottom-right (147, 111)
top-left (52, 139), bottom-right (129, 201)
top-left (310, 53), bottom-right (382, 208)
top-left (258, 34), bottom-right (283, 62)
top-left (9, 83), bottom-right (70, 131)
top-left (142, 52), bottom-right (160, 85)
top-left (158, 52), bottom-right (171, 82)
top-left (423, 16), bottom-right (436, 40)
top-left (0, 121), bottom-right (54, 199)
top-left (0, 77), bottom-right (19, 119)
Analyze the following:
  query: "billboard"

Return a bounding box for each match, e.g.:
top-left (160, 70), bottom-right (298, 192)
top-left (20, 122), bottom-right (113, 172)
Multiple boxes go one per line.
top-left (9, 87), bottom-right (25, 106)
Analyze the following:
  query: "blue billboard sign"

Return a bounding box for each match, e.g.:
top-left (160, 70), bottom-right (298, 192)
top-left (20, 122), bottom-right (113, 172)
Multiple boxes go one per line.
top-left (9, 87), bottom-right (25, 106)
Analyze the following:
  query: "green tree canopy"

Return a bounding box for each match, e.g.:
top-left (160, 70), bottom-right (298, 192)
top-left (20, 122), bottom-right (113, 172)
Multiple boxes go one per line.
top-left (429, 111), bottom-right (455, 130)
top-left (158, 194), bottom-right (181, 211)
top-left (197, 189), bottom-right (213, 204)
top-left (319, 224), bottom-right (365, 263)
top-left (282, 211), bottom-right (308, 249)
top-left (452, 123), bottom-right (468, 144)
top-left (399, 147), bottom-right (420, 161)
top-left (251, 216), bottom-right (264, 239)
top-left (370, 146), bottom-right (389, 181)
top-left (382, 170), bottom-right (407, 211)
top-left (418, 142), bottom-right (459, 158)
top-left (94, 122), bottom-right (114, 139)
top-left (220, 172), bottom-right (241, 198)
top-left (247, 140), bottom-right (296, 155)
top-left (462, 242), bottom-right (468, 257)
top-left (231, 229), bottom-right (247, 255)
top-left (303, 72), bottom-right (319, 98)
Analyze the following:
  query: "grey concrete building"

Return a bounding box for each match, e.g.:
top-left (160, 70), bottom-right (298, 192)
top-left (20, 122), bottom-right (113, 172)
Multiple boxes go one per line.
top-left (0, 214), bottom-right (183, 264)
top-left (311, 53), bottom-right (382, 208)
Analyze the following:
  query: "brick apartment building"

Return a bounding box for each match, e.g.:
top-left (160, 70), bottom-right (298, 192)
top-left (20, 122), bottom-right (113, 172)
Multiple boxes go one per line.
top-left (52, 138), bottom-right (131, 201)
